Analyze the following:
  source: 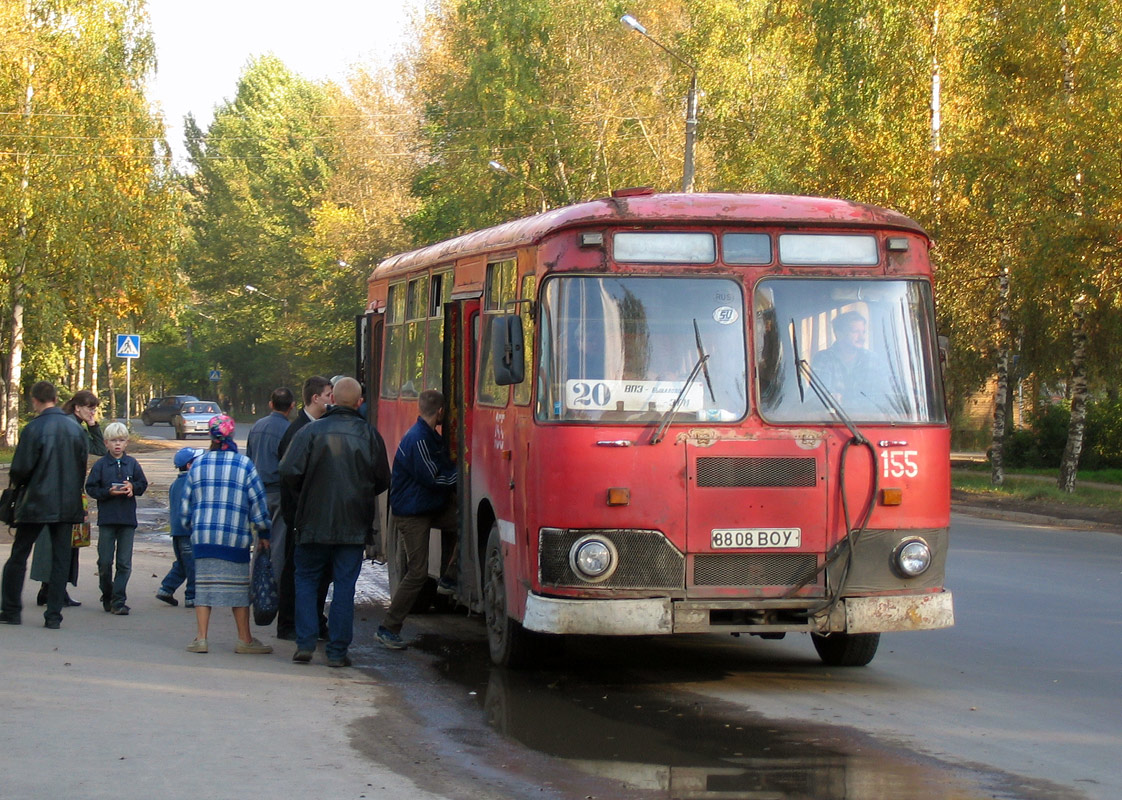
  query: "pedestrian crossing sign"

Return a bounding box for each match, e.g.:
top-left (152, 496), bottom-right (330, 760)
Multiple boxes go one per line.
top-left (116, 334), bottom-right (140, 358)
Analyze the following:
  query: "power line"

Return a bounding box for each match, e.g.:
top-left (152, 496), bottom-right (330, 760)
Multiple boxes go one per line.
top-left (0, 133), bottom-right (660, 162)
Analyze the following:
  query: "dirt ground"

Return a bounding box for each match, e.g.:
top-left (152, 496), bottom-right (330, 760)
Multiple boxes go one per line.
top-left (951, 488), bottom-right (1121, 530)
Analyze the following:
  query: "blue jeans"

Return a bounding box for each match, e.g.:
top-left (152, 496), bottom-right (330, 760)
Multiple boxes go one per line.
top-left (97, 524), bottom-right (135, 609)
top-left (294, 543), bottom-right (362, 659)
top-left (159, 536), bottom-right (195, 602)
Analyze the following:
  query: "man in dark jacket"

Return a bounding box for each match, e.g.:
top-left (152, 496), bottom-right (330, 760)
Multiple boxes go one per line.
top-left (1, 381), bottom-right (89, 628)
top-left (274, 375), bottom-right (333, 640)
top-left (279, 377), bottom-right (389, 667)
top-left (377, 389), bottom-right (458, 651)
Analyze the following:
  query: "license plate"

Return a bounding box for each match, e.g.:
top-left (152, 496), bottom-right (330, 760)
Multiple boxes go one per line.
top-left (711, 528), bottom-right (802, 549)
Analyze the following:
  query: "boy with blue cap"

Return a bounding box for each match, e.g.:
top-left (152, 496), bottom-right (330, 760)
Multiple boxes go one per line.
top-left (156, 448), bottom-right (204, 608)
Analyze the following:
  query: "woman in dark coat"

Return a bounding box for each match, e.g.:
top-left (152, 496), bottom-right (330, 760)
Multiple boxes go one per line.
top-left (32, 390), bottom-right (106, 606)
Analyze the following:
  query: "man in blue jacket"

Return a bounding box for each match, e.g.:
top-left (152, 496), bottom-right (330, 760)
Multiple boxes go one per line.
top-left (246, 386), bottom-right (295, 520)
top-left (377, 389), bottom-right (458, 650)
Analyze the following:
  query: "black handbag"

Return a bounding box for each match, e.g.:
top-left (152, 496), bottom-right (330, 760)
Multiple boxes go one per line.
top-left (250, 546), bottom-right (279, 626)
top-left (0, 484), bottom-right (19, 525)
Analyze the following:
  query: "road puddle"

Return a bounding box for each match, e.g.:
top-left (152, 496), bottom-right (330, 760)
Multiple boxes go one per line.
top-left (412, 633), bottom-right (1064, 800)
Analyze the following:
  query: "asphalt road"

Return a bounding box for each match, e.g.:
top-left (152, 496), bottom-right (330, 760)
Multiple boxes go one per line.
top-left (3, 422), bottom-right (1118, 799)
top-left (673, 513), bottom-right (1122, 800)
top-left (94, 425), bottom-right (1122, 799)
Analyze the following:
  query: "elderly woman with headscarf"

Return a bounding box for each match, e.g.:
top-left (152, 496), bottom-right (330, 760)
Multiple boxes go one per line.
top-left (31, 390), bottom-right (106, 607)
top-left (178, 414), bottom-right (273, 654)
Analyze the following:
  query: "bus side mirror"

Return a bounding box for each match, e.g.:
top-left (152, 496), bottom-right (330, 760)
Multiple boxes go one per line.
top-left (492, 315), bottom-right (525, 385)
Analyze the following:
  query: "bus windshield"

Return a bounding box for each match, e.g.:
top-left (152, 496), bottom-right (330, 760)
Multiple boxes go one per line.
top-left (754, 278), bottom-right (946, 424)
top-left (537, 276), bottom-right (747, 423)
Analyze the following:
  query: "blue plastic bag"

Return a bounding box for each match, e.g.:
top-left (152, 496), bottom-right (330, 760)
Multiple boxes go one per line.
top-left (251, 546), bottom-right (278, 626)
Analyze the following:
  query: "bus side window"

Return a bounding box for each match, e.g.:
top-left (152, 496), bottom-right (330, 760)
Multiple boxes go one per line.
top-left (401, 275), bottom-right (429, 398)
top-left (426, 270), bottom-right (452, 390)
top-left (477, 259), bottom-right (516, 407)
top-left (513, 274), bottom-right (536, 405)
top-left (381, 282), bottom-right (406, 399)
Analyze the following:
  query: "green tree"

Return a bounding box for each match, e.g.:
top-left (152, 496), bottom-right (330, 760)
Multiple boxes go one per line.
top-left (185, 55), bottom-right (345, 412)
top-left (0, 0), bottom-right (179, 441)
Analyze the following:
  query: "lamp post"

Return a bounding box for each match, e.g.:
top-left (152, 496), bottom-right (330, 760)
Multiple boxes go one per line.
top-left (244, 284), bottom-right (286, 306)
top-left (621, 14), bottom-right (698, 193)
top-left (488, 160), bottom-right (547, 213)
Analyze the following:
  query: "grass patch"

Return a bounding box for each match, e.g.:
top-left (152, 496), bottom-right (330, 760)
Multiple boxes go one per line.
top-left (952, 462), bottom-right (1122, 485)
top-left (952, 471), bottom-right (1122, 508)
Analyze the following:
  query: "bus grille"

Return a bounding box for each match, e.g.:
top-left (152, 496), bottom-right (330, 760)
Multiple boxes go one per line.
top-left (539, 529), bottom-right (684, 589)
top-left (695, 456), bottom-right (817, 488)
top-left (692, 554), bottom-right (819, 587)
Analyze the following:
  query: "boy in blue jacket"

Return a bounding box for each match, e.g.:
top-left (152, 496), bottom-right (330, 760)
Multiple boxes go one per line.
top-left (156, 448), bottom-right (204, 608)
top-left (85, 422), bottom-right (148, 614)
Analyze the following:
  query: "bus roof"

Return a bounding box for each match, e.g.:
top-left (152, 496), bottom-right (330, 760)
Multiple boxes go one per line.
top-left (373, 192), bottom-right (929, 278)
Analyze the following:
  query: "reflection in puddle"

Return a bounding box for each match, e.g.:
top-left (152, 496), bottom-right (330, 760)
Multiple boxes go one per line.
top-left (419, 635), bottom-right (1014, 800)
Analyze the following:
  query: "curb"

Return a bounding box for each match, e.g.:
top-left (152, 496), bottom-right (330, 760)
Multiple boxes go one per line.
top-left (952, 501), bottom-right (1122, 533)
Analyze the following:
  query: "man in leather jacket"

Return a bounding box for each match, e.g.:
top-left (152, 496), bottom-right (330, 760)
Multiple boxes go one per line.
top-left (1, 381), bottom-right (89, 628)
top-left (279, 377), bottom-right (389, 667)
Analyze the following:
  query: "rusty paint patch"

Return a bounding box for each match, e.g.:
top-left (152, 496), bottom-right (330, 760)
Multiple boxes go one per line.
top-left (675, 428), bottom-right (761, 447)
top-left (794, 430), bottom-right (826, 449)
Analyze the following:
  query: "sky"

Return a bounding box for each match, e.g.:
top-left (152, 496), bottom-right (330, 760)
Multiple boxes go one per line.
top-left (146, 0), bottom-right (421, 163)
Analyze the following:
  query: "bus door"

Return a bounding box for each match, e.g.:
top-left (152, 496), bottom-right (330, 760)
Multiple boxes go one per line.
top-left (357, 311), bottom-right (383, 425)
top-left (444, 298), bottom-right (478, 609)
top-left (684, 433), bottom-right (828, 599)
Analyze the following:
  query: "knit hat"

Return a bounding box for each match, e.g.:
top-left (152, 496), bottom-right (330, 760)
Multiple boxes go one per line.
top-left (174, 447), bottom-right (205, 471)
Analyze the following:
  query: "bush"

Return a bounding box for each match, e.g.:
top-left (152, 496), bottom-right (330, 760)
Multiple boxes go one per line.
top-left (1086, 399), bottom-right (1122, 470)
top-left (998, 399), bottom-right (1122, 470)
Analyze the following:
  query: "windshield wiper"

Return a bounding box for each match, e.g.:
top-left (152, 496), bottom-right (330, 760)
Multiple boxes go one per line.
top-left (788, 320), bottom-right (867, 444)
top-left (651, 352), bottom-right (709, 445)
top-left (789, 319), bottom-right (806, 403)
top-left (693, 318), bottom-right (716, 404)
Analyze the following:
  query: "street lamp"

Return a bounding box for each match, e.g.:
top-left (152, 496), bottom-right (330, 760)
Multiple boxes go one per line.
top-left (620, 14), bottom-right (699, 193)
top-left (488, 160), bottom-right (547, 213)
top-left (244, 284), bottom-right (287, 306)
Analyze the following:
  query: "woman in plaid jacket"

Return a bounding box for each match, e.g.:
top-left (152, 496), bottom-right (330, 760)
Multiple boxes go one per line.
top-left (179, 414), bottom-right (272, 655)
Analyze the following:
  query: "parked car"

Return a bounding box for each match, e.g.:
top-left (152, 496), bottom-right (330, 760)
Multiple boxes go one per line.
top-left (141, 395), bottom-right (198, 426)
top-left (172, 400), bottom-right (223, 439)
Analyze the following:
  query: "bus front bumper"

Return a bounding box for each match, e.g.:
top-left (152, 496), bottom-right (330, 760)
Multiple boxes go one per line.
top-left (521, 591), bottom-right (954, 636)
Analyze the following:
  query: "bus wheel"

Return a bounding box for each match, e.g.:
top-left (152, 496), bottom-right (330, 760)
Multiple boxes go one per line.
top-left (483, 525), bottom-right (534, 668)
top-left (811, 632), bottom-right (880, 667)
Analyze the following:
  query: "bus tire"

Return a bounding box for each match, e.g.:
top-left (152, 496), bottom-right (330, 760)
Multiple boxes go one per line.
top-left (811, 632), bottom-right (880, 667)
top-left (483, 524), bottom-right (535, 668)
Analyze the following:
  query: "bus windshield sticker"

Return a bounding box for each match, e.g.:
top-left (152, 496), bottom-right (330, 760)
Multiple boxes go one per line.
top-left (712, 306), bottom-right (739, 324)
top-left (565, 380), bottom-right (704, 413)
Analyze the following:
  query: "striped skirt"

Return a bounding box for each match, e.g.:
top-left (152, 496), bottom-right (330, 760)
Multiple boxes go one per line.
top-left (194, 558), bottom-right (251, 608)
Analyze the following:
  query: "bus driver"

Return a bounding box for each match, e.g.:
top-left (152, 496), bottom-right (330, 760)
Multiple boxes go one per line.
top-left (813, 310), bottom-right (884, 407)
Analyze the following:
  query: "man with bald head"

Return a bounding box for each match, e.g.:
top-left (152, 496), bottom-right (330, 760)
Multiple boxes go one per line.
top-left (279, 377), bottom-right (390, 667)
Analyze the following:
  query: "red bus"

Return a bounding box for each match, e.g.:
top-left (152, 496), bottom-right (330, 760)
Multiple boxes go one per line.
top-left (358, 190), bottom-right (953, 668)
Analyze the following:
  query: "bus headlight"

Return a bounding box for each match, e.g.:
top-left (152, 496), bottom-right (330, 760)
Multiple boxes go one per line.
top-left (892, 537), bottom-right (932, 577)
top-left (569, 535), bottom-right (618, 582)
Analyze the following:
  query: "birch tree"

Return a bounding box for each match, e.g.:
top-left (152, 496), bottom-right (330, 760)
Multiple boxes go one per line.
top-left (0, 0), bottom-right (176, 442)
